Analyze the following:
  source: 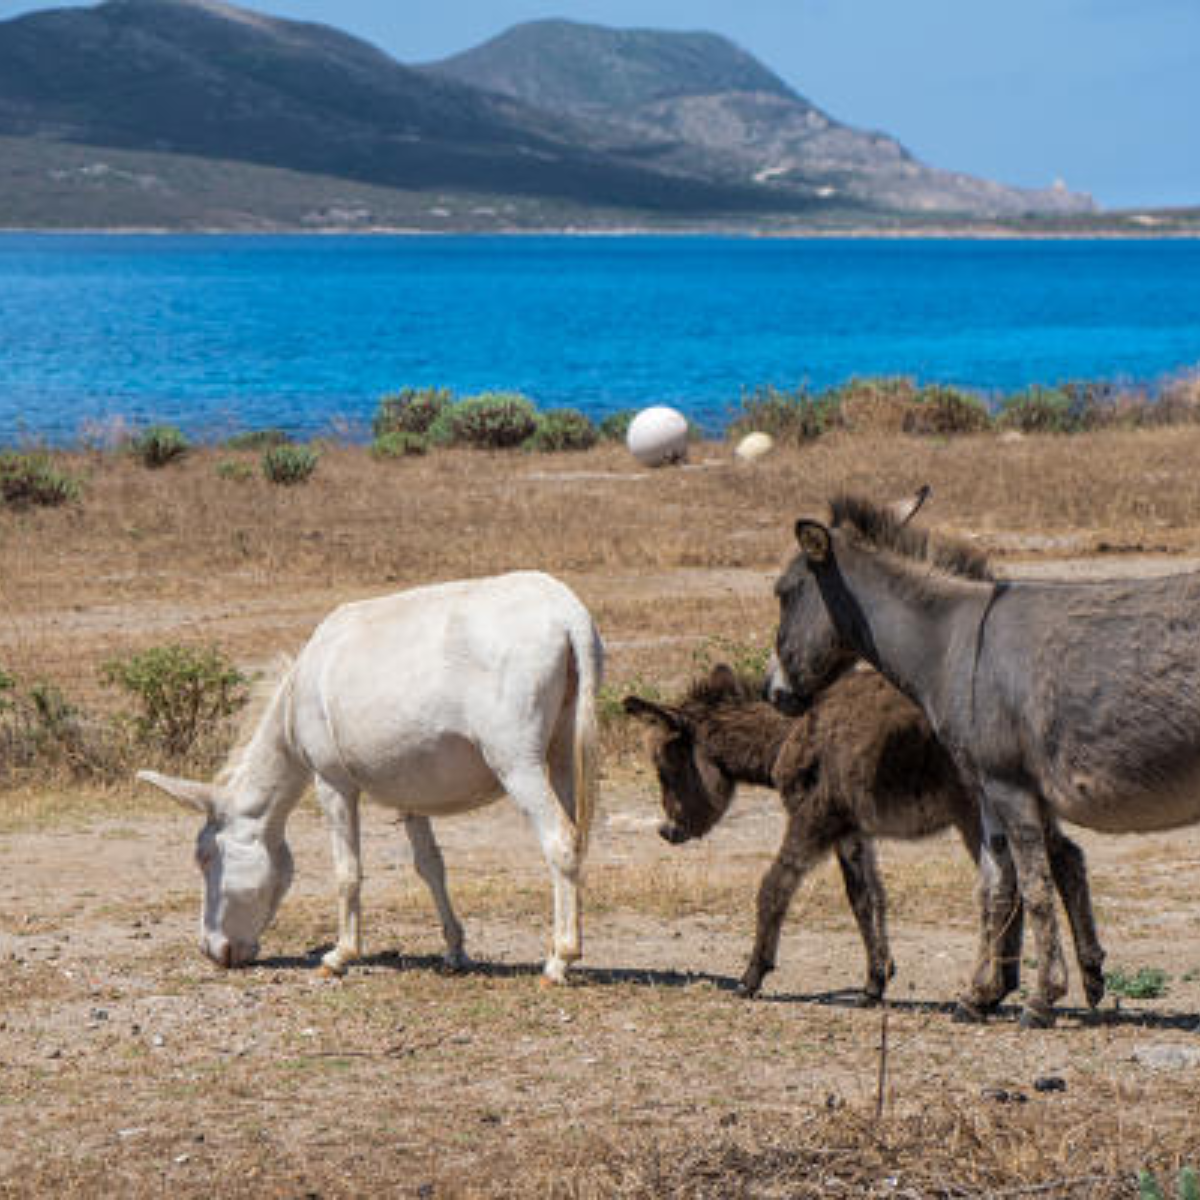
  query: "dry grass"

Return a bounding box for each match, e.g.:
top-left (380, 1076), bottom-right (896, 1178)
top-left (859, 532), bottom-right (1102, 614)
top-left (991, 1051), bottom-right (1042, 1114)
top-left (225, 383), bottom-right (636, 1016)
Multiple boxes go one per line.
top-left (3, 429), bottom-right (1200, 1195)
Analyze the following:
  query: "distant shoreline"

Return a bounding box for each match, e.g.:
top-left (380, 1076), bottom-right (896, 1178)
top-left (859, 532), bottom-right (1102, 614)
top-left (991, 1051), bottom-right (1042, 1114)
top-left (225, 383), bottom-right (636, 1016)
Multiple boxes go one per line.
top-left (2, 225), bottom-right (1200, 239)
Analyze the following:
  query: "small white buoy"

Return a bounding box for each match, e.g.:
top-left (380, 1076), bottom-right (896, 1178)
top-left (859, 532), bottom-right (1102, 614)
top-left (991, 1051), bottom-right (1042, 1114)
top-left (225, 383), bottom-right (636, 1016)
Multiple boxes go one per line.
top-left (626, 406), bottom-right (689, 467)
top-left (734, 431), bottom-right (774, 462)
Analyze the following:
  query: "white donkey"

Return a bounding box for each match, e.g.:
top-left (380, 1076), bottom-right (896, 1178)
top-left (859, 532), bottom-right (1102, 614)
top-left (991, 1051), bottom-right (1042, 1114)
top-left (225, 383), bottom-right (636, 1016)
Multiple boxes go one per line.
top-left (139, 571), bottom-right (602, 983)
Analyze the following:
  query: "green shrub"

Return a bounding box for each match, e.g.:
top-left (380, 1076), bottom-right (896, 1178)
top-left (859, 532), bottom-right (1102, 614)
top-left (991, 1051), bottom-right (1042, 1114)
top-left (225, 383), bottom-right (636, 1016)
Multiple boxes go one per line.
top-left (262, 443), bottom-right (319, 485)
top-left (434, 392), bottom-right (539, 449)
top-left (371, 431), bottom-right (428, 459)
top-left (224, 428), bottom-right (292, 451)
top-left (373, 387), bottom-right (453, 438)
top-left (215, 458), bottom-right (255, 482)
top-left (0, 668), bottom-right (117, 781)
top-left (132, 424), bottom-right (190, 468)
top-left (997, 386), bottom-right (1082, 434)
top-left (0, 451), bottom-right (82, 508)
top-left (101, 643), bottom-right (250, 759)
top-left (525, 409), bottom-right (599, 452)
top-left (906, 385), bottom-right (992, 435)
top-left (732, 385), bottom-right (840, 445)
top-left (599, 409), bottom-right (638, 442)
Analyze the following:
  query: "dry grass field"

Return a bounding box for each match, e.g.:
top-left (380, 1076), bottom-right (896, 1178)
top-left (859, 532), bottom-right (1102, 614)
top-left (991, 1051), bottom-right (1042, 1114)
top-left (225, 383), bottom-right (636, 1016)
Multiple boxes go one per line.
top-left (3, 428), bottom-right (1200, 1196)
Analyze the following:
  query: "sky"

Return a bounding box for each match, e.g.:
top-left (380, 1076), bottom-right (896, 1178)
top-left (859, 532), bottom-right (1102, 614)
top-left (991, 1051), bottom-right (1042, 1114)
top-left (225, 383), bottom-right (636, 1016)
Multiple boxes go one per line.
top-left (2, 0), bottom-right (1198, 209)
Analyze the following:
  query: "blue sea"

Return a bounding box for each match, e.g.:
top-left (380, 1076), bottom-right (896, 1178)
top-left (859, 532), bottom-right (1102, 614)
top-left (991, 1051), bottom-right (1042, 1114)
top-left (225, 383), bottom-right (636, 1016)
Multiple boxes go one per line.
top-left (1, 234), bottom-right (1199, 444)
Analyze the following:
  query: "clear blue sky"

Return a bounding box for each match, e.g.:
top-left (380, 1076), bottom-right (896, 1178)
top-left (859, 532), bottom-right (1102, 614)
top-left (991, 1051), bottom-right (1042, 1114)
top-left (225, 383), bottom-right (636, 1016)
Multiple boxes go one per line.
top-left (3, 0), bottom-right (1197, 208)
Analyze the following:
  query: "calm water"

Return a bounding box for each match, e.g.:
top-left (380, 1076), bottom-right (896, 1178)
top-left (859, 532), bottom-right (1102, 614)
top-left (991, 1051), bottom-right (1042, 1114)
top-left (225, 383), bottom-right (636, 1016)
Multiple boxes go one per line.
top-left (1, 234), bottom-right (1199, 443)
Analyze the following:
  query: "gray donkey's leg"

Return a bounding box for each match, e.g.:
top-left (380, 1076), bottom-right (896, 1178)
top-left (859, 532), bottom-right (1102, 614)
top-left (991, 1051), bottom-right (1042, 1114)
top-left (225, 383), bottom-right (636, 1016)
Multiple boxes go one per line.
top-left (834, 835), bottom-right (895, 1004)
top-left (739, 808), bottom-right (839, 998)
top-left (1045, 817), bottom-right (1106, 1008)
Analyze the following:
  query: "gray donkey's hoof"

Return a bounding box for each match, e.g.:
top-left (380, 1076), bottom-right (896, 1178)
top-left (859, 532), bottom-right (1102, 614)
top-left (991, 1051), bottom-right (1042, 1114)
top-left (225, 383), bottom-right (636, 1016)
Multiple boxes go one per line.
top-left (735, 979), bottom-right (762, 1000)
top-left (1018, 1002), bottom-right (1057, 1030)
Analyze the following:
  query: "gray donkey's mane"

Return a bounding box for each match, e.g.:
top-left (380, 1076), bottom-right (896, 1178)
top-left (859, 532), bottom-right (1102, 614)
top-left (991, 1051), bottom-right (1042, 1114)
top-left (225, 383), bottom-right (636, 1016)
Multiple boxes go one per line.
top-left (830, 494), bottom-right (994, 583)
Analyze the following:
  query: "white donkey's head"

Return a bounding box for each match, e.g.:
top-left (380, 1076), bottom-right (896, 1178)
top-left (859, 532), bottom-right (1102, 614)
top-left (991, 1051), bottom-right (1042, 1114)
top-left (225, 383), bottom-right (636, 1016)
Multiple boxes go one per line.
top-left (138, 770), bottom-right (294, 968)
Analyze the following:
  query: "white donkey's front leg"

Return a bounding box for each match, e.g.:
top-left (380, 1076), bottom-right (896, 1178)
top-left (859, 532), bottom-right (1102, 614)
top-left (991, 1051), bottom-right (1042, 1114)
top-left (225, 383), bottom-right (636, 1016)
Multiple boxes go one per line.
top-left (315, 777), bottom-right (363, 975)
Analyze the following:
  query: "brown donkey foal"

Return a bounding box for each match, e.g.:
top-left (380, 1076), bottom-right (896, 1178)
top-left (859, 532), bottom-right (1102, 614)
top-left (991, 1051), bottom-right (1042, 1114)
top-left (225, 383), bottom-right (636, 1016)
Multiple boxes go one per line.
top-left (625, 665), bottom-right (1104, 1007)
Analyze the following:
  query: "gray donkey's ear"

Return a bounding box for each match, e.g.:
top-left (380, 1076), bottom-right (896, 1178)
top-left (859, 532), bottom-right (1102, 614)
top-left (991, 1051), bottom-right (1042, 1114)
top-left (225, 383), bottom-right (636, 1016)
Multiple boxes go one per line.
top-left (623, 696), bottom-right (689, 733)
top-left (891, 485), bottom-right (932, 527)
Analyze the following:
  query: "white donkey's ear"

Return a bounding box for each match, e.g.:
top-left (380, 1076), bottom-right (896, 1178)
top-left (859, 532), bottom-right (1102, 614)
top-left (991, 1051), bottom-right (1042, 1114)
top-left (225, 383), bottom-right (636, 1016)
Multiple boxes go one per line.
top-left (137, 770), bottom-right (219, 816)
top-left (891, 484), bottom-right (932, 527)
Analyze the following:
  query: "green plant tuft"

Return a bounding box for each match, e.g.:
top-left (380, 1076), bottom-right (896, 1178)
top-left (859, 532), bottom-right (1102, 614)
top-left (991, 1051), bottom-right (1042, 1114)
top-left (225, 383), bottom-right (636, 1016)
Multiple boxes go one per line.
top-left (0, 451), bottom-right (82, 508)
top-left (262, 443), bottom-right (319, 485)
top-left (132, 424), bottom-right (190, 468)
top-left (599, 409), bottom-right (638, 442)
top-left (525, 409), bottom-right (599, 452)
top-left (433, 392), bottom-right (539, 449)
top-left (1106, 966), bottom-right (1169, 999)
top-left (731, 385), bottom-right (839, 445)
top-left (215, 458), bottom-right (255, 482)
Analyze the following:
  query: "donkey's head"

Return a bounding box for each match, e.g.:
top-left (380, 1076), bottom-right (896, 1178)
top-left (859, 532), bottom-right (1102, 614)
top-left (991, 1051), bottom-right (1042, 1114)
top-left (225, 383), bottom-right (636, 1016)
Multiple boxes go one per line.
top-left (623, 665), bottom-right (742, 844)
top-left (772, 487), bottom-right (934, 704)
top-left (137, 771), bottom-right (294, 968)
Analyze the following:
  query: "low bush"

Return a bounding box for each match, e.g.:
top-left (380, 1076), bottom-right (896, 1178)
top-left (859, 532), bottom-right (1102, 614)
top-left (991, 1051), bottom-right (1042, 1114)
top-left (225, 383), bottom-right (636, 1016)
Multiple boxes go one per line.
top-left (599, 409), bottom-right (638, 442)
top-left (373, 387), bottom-right (453, 438)
top-left (432, 392), bottom-right (539, 449)
top-left (731, 385), bottom-right (840, 445)
top-left (0, 451), bottom-right (82, 508)
top-left (224, 428), bottom-right (292, 451)
top-left (905, 385), bottom-right (992, 436)
top-left (371, 431), bottom-right (428, 459)
top-left (0, 668), bottom-right (117, 781)
top-left (262, 443), bottom-right (319, 485)
top-left (131, 424), bottom-right (190, 468)
top-left (101, 643), bottom-right (251, 759)
top-left (525, 409), bottom-right (599, 452)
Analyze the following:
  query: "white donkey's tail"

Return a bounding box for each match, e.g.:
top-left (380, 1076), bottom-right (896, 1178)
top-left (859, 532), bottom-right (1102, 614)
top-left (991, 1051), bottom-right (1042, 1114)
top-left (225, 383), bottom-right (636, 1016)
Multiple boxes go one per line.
top-left (567, 616), bottom-right (603, 858)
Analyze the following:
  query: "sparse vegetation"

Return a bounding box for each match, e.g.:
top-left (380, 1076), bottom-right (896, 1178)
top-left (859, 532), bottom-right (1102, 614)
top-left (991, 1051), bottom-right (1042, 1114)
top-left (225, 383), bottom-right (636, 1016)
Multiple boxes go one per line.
top-left (224, 427), bottom-right (292, 450)
top-left (0, 450), bottom-right (81, 508)
top-left (598, 408), bottom-right (638, 441)
top-left (215, 457), bottom-right (255, 482)
top-left (1105, 965), bottom-right (1170, 999)
top-left (131, 423), bottom-right (190, 468)
top-left (262, 442), bottom-right (319, 484)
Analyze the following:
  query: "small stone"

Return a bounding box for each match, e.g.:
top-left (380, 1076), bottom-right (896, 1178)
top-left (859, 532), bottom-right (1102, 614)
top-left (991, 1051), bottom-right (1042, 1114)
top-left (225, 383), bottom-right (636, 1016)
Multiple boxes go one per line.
top-left (151, 1034), bottom-right (165, 1048)
top-left (45, 1047), bottom-right (62, 1060)
top-left (981, 1086), bottom-right (1027, 1104)
top-left (1033, 1075), bottom-right (1066, 1093)
top-left (90, 1008), bottom-right (109, 1022)
top-left (718, 1112), bottom-right (738, 1128)
top-left (174, 1153), bottom-right (190, 1165)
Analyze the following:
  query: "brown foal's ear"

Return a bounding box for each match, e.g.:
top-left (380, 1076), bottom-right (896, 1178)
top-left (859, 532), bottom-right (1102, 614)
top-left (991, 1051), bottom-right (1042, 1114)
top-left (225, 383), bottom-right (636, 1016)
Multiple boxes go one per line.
top-left (794, 519), bottom-right (832, 564)
top-left (891, 484), bottom-right (932, 527)
top-left (623, 696), bottom-right (688, 732)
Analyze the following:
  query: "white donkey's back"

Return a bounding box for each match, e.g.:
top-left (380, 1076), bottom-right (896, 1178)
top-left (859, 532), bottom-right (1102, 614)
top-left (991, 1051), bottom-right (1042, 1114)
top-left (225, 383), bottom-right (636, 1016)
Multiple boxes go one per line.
top-left (140, 571), bottom-right (603, 982)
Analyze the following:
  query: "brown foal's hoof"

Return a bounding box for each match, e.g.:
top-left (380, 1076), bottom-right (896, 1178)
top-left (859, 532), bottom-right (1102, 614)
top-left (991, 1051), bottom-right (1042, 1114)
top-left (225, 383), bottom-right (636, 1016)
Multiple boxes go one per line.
top-left (735, 979), bottom-right (761, 1000)
top-left (1084, 971), bottom-right (1106, 1009)
top-left (1018, 1002), bottom-right (1057, 1030)
top-left (952, 998), bottom-right (990, 1024)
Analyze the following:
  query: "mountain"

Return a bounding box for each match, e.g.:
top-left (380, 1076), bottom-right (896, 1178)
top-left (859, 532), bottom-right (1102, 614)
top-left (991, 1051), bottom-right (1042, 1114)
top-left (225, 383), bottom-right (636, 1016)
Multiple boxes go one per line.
top-left (0, 0), bottom-right (792, 215)
top-left (0, 1), bottom-right (1094, 229)
top-left (426, 20), bottom-right (1094, 218)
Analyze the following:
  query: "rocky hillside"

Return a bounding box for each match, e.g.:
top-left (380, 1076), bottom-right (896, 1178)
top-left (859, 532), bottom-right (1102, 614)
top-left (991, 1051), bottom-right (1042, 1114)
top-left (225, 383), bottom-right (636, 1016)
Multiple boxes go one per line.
top-left (427, 20), bottom-right (1094, 218)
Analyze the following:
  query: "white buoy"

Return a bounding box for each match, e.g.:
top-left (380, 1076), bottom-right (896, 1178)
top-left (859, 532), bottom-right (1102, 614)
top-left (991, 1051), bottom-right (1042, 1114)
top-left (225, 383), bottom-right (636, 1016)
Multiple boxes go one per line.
top-left (626, 406), bottom-right (689, 467)
top-left (734, 431), bottom-right (775, 462)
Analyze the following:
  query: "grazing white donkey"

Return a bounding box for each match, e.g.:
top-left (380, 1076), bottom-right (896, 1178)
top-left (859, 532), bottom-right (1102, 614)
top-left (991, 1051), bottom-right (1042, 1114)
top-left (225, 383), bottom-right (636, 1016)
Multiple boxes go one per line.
top-left (139, 571), bottom-right (602, 983)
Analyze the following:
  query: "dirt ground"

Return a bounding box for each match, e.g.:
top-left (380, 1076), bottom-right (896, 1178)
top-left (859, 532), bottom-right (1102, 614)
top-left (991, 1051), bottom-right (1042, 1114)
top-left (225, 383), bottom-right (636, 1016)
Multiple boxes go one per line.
top-left (3, 438), bottom-right (1200, 1196)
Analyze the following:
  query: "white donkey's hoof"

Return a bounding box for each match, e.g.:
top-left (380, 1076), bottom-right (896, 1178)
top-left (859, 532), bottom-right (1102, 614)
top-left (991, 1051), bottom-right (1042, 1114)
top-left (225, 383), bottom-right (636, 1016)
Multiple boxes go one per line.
top-left (320, 947), bottom-right (356, 976)
top-left (541, 955), bottom-right (570, 987)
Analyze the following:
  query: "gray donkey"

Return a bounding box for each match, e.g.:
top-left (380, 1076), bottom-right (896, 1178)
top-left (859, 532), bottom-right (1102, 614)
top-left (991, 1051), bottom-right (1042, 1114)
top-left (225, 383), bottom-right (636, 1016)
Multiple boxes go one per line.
top-left (771, 487), bottom-right (1200, 1026)
top-left (625, 664), bottom-right (1103, 1007)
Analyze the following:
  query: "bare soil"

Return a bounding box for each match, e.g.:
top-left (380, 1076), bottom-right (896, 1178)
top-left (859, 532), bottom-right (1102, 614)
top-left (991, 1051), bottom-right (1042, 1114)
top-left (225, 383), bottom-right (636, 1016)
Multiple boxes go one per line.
top-left (3, 437), bottom-right (1200, 1196)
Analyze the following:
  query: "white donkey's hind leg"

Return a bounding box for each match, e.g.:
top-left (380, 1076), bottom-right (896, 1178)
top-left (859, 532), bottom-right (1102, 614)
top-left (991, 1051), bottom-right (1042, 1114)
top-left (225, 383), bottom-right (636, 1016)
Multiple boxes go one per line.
top-left (315, 777), bottom-right (363, 976)
top-left (501, 762), bottom-right (582, 984)
top-left (404, 815), bottom-right (469, 971)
